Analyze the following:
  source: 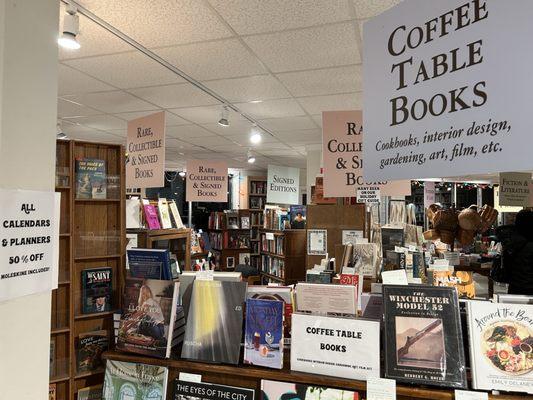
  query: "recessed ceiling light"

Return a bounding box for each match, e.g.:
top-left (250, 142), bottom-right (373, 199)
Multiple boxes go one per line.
top-left (58, 6), bottom-right (80, 50)
top-left (247, 149), bottom-right (256, 164)
top-left (218, 105), bottom-right (229, 127)
top-left (249, 100), bottom-right (263, 104)
top-left (250, 128), bottom-right (262, 144)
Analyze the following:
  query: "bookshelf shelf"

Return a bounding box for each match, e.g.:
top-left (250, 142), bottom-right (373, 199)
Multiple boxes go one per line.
top-left (259, 272), bottom-right (284, 282)
top-left (50, 139), bottom-right (125, 400)
top-left (74, 368), bottom-right (105, 380)
top-left (260, 251), bottom-right (285, 259)
top-left (103, 351), bottom-right (523, 400)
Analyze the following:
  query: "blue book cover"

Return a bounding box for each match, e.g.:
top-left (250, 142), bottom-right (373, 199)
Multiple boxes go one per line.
top-left (244, 298), bottom-right (284, 369)
top-left (289, 205), bottom-right (306, 229)
top-left (127, 248), bottom-right (171, 280)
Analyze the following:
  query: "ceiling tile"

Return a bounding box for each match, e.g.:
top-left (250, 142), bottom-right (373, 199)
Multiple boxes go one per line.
top-left (203, 75), bottom-right (290, 103)
top-left (352, 0), bottom-right (402, 19)
top-left (186, 136), bottom-right (236, 147)
top-left (155, 39), bottom-right (267, 80)
top-left (259, 148), bottom-right (299, 156)
top-left (78, 0), bottom-right (232, 47)
top-left (59, 4), bottom-right (132, 60)
top-left (276, 129), bottom-right (322, 144)
top-left (65, 130), bottom-right (124, 144)
top-left (257, 116), bottom-right (317, 132)
top-left (58, 98), bottom-right (103, 118)
top-left (243, 23), bottom-right (360, 73)
top-left (277, 65), bottom-right (362, 97)
top-left (113, 111), bottom-right (189, 126)
top-left (169, 105), bottom-right (245, 124)
top-left (208, 0), bottom-right (352, 35)
top-left (63, 91), bottom-right (157, 114)
top-left (224, 133), bottom-right (279, 145)
top-left (311, 114), bottom-right (323, 127)
top-left (207, 144), bottom-right (246, 152)
top-left (297, 92), bottom-right (362, 115)
top-left (58, 64), bottom-right (115, 95)
top-left (128, 83), bottom-right (219, 109)
top-left (166, 125), bottom-right (218, 139)
top-left (235, 99), bottom-right (305, 119)
top-left (64, 52), bottom-right (184, 89)
top-left (166, 138), bottom-right (203, 151)
top-left (201, 120), bottom-right (255, 136)
top-left (63, 114), bottom-right (127, 131)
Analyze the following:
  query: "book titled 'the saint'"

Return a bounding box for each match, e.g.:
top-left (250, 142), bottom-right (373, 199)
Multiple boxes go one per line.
top-left (81, 267), bottom-right (112, 314)
top-left (382, 285), bottom-right (467, 388)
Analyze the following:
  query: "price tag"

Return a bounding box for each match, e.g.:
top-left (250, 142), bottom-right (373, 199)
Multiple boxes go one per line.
top-left (381, 269), bottom-right (408, 285)
top-left (367, 377), bottom-right (396, 400)
top-left (196, 270), bottom-right (213, 281)
top-left (454, 390), bottom-right (488, 400)
top-left (178, 372), bottom-right (202, 383)
top-left (266, 232), bottom-right (274, 241)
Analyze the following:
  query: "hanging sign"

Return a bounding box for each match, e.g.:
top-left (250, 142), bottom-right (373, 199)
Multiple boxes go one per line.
top-left (267, 164), bottom-right (300, 205)
top-left (126, 111), bottom-right (165, 188)
top-left (499, 172), bottom-right (531, 207)
top-left (186, 160), bottom-right (228, 202)
top-left (423, 181), bottom-right (436, 208)
top-left (363, 0), bottom-right (533, 181)
top-left (322, 111), bottom-right (411, 197)
top-left (0, 189), bottom-right (60, 302)
top-left (357, 186), bottom-right (381, 203)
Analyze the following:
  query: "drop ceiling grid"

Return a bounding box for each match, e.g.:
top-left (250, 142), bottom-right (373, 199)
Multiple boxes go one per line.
top-left (58, 0), bottom-right (402, 168)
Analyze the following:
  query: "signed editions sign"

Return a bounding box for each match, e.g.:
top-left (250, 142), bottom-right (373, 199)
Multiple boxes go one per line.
top-left (126, 111), bottom-right (165, 188)
top-left (322, 111), bottom-right (411, 197)
top-left (0, 189), bottom-right (60, 302)
top-left (291, 313), bottom-right (380, 380)
top-left (186, 160), bottom-right (228, 202)
top-left (267, 164), bottom-right (299, 205)
top-left (363, 0), bottom-right (533, 180)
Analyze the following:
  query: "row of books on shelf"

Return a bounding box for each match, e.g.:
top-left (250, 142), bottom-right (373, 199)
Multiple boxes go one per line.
top-left (208, 231), bottom-right (250, 250)
top-left (250, 211), bottom-right (264, 226)
top-left (102, 360), bottom-right (363, 400)
top-left (250, 180), bottom-right (267, 194)
top-left (249, 196), bottom-right (266, 210)
top-left (96, 265), bottom-right (533, 395)
top-left (260, 255), bottom-right (285, 279)
top-left (263, 205), bottom-right (306, 230)
top-left (126, 197), bottom-right (185, 231)
top-left (260, 235), bottom-right (284, 255)
top-left (208, 211), bottom-right (251, 230)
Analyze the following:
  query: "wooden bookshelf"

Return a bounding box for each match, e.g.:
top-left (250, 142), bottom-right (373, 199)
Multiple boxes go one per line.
top-left (306, 204), bottom-right (366, 269)
top-left (102, 351), bottom-right (524, 400)
top-left (259, 229), bottom-right (306, 285)
top-left (127, 228), bottom-right (191, 272)
top-left (50, 139), bottom-right (125, 400)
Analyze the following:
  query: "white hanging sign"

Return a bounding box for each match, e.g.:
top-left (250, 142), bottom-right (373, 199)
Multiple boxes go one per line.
top-left (363, 0), bottom-right (533, 180)
top-left (0, 189), bottom-right (60, 302)
top-left (357, 186), bottom-right (381, 203)
top-left (267, 164), bottom-right (300, 205)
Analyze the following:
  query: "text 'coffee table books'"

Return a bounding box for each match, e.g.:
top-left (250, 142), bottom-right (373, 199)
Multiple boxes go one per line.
top-left (181, 279), bottom-right (247, 365)
top-left (103, 360), bottom-right (168, 400)
top-left (291, 313), bottom-right (380, 381)
top-left (467, 300), bottom-right (533, 394)
top-left (382, 285), bottom-right (467, 388)
top-left (117, 277), bottom-right (181, 359)
top-left (244, 298), bottom-right (284, 369)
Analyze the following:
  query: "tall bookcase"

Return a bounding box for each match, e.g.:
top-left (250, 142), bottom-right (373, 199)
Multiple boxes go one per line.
top-left (245, 176), bottom-right (266, 269)
top-left (259, 229), bottom-right (306, 285)
top-left (50, 140), bottom-right (125, 400)
top-left (208, 210), bottom-right (251, 270)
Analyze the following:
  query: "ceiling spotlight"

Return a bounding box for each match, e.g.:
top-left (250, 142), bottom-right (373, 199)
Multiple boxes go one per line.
top-left (56, 121), bottom-right (68, 140)
top-left (58, 6), bottom-right (81, 50)
top-left (247, 150), bottom-right (256, 164)
top-left (178, 171), bottom-right (186, 177)
top-left (218, 106), bottom-right (229, 127)
top-left (250, 128), bottom-right (262, 144)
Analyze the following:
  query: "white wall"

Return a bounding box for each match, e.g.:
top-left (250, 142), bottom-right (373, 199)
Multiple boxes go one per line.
top-left (0, 1), bottom-right (58, 399)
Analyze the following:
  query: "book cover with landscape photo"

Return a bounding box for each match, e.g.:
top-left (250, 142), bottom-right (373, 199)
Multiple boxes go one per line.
top-left (103, 360), bottom-right (168, 400)
top-left (117, 278), bottom-right (180, 358)
top-left (468, 301), bottom-right (533, 394)
top-left (75, 158), bottom-right (107, 199)
top-left (181, 280), bottom-right (247, 365)
top-left (382, 285), bottom-right (467, 388)
top-left (244, 298), bottom-right (284, 369)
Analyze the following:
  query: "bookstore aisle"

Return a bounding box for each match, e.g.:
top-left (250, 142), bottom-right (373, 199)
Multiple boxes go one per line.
top-left (1, 1), bottom-right (533, 400)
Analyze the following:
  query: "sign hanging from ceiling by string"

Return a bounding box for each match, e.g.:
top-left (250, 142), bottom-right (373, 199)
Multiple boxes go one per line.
top-left (363, 0), bottom-right (533, 181)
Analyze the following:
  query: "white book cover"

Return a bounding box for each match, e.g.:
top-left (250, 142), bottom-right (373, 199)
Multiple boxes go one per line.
top-left (468, 300), bottom-right (533, 394)
top-left (169, 200), bottom-right (185, 229)
top-left (291, 313), bottom-right (380, 380)
top-left (126, 197), bottom-right (142, 229)
top-left (158, 198), bottom-right (173, 229)
top-left (295, 283), bottom-right (356, 316)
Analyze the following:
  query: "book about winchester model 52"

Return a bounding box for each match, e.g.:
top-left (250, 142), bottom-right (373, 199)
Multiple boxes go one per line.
top-left (382, 285), bottom-right (467, 388)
